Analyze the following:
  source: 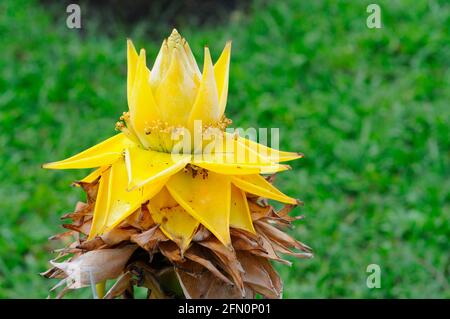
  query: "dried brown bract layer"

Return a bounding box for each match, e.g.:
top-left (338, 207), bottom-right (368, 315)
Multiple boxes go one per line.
top-left (43, 177), bottom-right (312, 299)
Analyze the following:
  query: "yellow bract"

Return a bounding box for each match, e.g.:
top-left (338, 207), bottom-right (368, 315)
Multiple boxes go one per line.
top-left (124, 146), bottom-right (190, 190)
top-left (187, 47), bottom-right (220, 129)
top-left (88, 159), bottom-right (166, 239)
top-left (42, 133), bottom-right (131, 169)
top-left (214, 41), bottom-right (231, 116)
top-left (167, 170), bottom-right (232, 247)
top-left (129, 49), bottom-right (160, 149)
top-left (44, 29), bottom-right (302, 249)
top-left (230, 185), bottom-right (255, 234)
top-left (231, 175), bottom-right (297, 205)
top-left (147, 187), bottom-right (199, 252)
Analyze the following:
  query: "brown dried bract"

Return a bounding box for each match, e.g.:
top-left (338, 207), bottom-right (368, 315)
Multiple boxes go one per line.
top-left (44, 174), bottom-right (311, 299)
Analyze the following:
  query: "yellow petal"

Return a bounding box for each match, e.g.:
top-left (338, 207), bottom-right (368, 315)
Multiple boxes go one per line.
top-left (127, 39), bottom-right (139, 105)
top-left (164, 29), bottom-right (201, 86)
top-left (214, 41), bottom-right (231, 117)
top-left (194, 161), bottom-right (261, 175)
top-left (195, 159), bottom-right (289, 175)
top-left (235, 135), bottom-right (303, 162)
top-left (166, 170), bottom-right (232, 247)
top-left (43, 133), bottom-right (132, 170)
top-left (124, 146), bottom-right (190, 190)
top-left (89, 159), bottom-right (167, 239)
top-left (187, 47), bottom-right (220, 127)
top-left (77, 166), bottom-right (109, 184)
top-left (231, 175), bottom-right (297, 204)
top-left (259, 165), bottom-right (290, 174)
top-left (149, 39), bottom-right (170, 91)
top-left (230, 184), bottom-right (255, 233)
top-left (182, 39), bottom-right (201, 79)
top-left (129, 49), bottom-right (160, 148)
top-left (104, 177), bottom-right (166, 232)
top-left (88, 168), bottom-right (112, 239)
top-left (154, 46), bottom-right (198, 126)
top-left (147, 187), bottom-right (199, 252)
top-left (192, 134), bottom-right (289, 174)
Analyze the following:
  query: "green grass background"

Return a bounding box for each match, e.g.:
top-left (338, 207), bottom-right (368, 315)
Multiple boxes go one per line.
top-left (0, 0), bottom-right (449, 298)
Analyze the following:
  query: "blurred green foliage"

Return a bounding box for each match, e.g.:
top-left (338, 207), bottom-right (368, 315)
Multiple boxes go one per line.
top-left (0, 0), bottom-right (449, 298)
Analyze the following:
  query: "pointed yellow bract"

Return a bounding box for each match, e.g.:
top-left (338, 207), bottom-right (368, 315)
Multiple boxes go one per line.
top-left (187, 47), bottom-right (220, 128)
top-left (129, 50), bottom-right (160, 148)
top-left (214, 42), bottom-right (231, 117)
top-left (149, 39), bottom-right (170, 91)
top-left (88, 168), bottom-right (112, 239)
top-left (43, 133), bottom-right (131, 169)
top-left (103, 159), bottom-right (144, 231)
top-left (230, 185), bottom-right (255, 233)
top-left (166, 170), bottom-right (232, 247)
top-left (193, 135), bottom-right (290, 174)
top-left (154, 47), bottom-right (198, 126)
top-left (148, 187), bottom-right (199, 252)
top-left (124, 146), bottom-right (190, 189)
top-left (78, 166), bottom-right (108, 184)
top-left (88, 159), bottom-right (167, 239)
top-left (231, 175), bottom-right (297, 204)
top-left (182, 39), bottom-right (201, 79)
top-left (127, 39), bottom-right (139, 104)
top-left (194, 161), bottom-right (262, 175)
top-left (236, 135), bottom-right (303, 162)
top-left (104, 174), bottom-right (167, 233)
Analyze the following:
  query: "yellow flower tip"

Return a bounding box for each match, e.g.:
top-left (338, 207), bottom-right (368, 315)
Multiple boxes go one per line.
top-left (42, 162), bottom-right (55, 169)
top-left (168, 28), bottom-right (183, 49)
top-left (223, 41), bottom-right (232, 55)
top-left (138, 48), bottom-right (146, 59)
top-left (203, 47), bottom-right (213, 67)
top-left (127, 38), bottom-right (136, 50)
top-left (169, 28), bottom-right (181, 39)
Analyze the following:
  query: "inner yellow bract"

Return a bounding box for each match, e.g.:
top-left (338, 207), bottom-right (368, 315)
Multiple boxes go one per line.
top-left (119, 29), bottom-right (232, 153)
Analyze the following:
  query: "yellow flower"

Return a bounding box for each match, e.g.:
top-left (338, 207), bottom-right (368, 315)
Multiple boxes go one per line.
top-left (43, 29), bottom-right (302, 252)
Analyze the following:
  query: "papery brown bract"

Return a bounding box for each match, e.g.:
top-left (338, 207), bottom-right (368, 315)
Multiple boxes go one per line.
top-left (44, 176), bottom-right (311, 299)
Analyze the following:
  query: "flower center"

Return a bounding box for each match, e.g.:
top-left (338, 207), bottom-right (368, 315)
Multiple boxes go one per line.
top-left (116, 111), bottom-right (232, 154)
